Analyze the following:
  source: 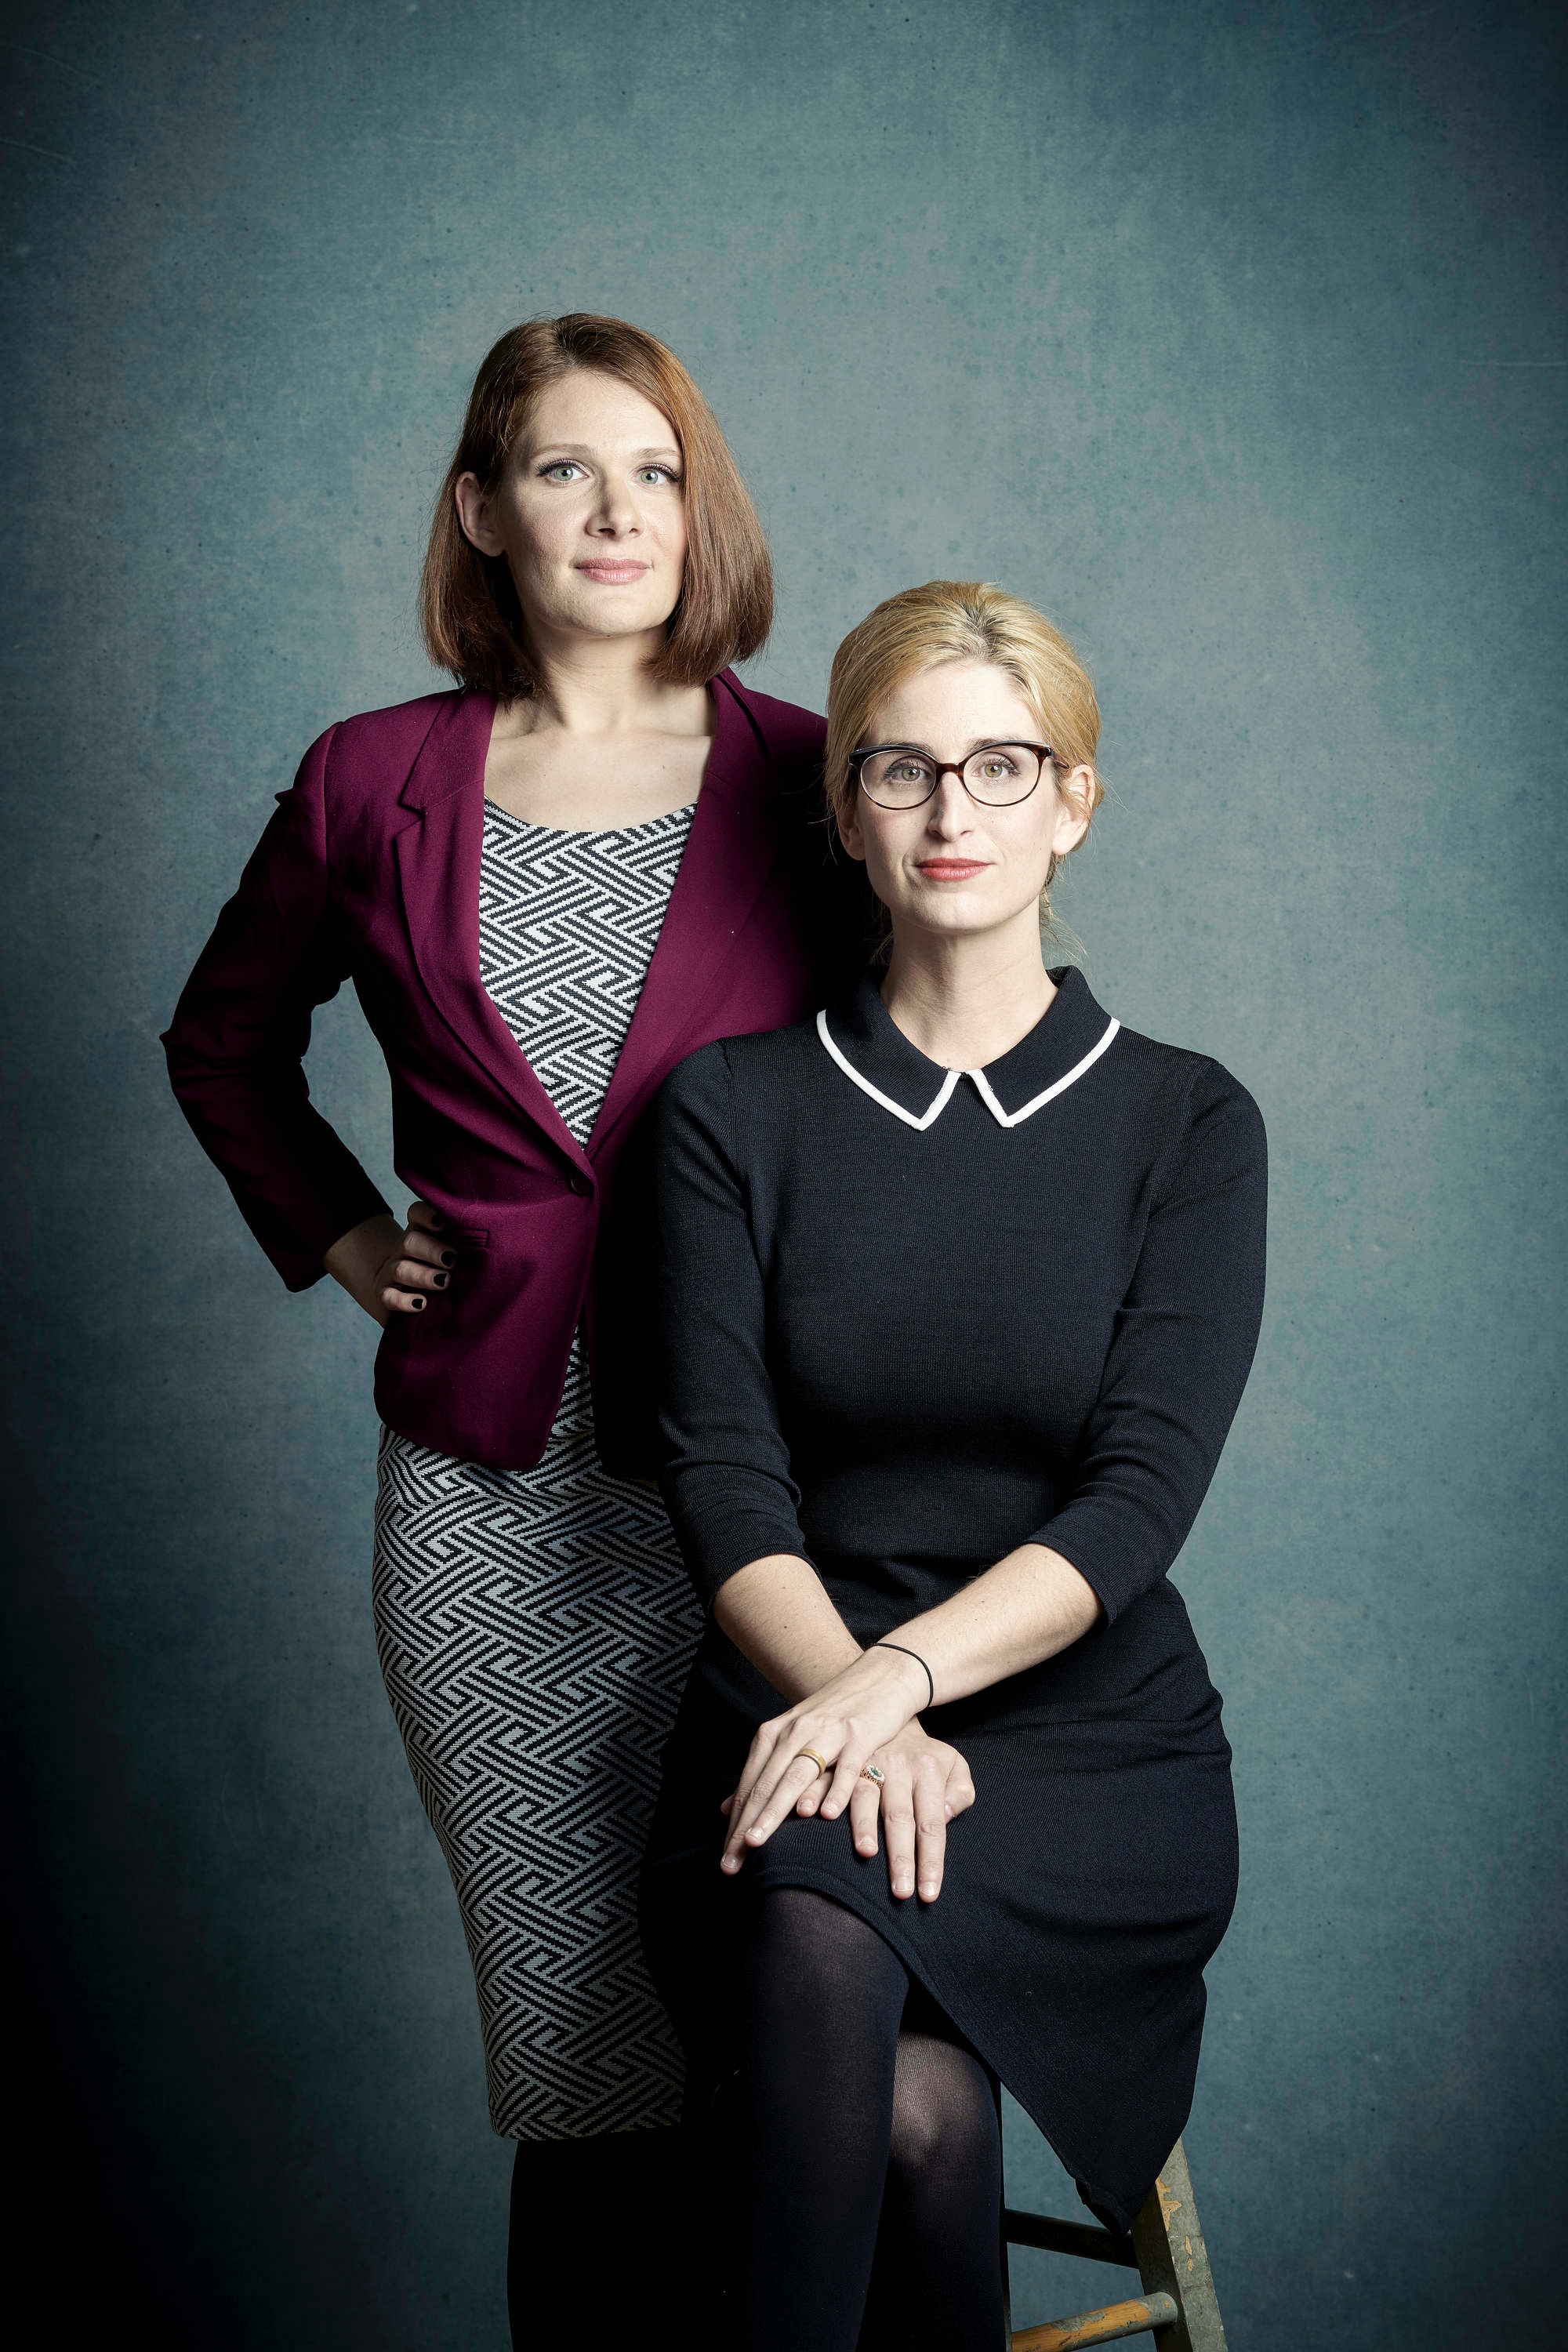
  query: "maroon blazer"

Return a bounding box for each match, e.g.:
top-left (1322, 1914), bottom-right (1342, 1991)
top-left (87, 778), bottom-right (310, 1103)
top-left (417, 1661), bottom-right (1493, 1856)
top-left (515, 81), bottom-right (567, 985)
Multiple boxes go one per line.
top-left (163, 673), bottom-right (867, 1471)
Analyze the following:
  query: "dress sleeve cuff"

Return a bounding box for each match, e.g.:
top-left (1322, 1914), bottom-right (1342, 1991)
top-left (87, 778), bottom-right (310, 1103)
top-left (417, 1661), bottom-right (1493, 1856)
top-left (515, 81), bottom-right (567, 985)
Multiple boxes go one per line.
top-left (1025, 1494), bottom-right (1171, 1629)
top-left (659, 1490), bottom-right (813, 1610)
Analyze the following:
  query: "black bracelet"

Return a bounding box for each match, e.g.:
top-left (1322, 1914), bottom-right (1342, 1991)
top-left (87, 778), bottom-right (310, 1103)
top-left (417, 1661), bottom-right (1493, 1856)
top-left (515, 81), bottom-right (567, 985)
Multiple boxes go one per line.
top-left (875, 1640), bottom-right (935, 1711)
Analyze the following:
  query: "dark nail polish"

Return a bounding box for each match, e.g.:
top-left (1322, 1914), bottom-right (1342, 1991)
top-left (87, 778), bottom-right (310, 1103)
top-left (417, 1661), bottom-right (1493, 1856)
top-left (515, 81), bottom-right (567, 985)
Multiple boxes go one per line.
top-left (427, 1211), bottom-right (445, 1229)
top-left (411, 1295), bottom-right (426, 1310)
top-left (433, 1272), bottom-right (448, 1289)
top-left (439, 1250), bottom-right (456, 1267)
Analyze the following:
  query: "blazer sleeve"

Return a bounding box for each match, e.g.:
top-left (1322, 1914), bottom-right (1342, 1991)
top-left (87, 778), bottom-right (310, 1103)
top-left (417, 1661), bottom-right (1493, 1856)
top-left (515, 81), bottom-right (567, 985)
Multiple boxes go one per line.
top-left (161, 725), bottom-right (390, 1290)
top-left (653, 1043), bottom-right (811, 1606)
top-left (1029, 1062), bottom-right (1269, 1625)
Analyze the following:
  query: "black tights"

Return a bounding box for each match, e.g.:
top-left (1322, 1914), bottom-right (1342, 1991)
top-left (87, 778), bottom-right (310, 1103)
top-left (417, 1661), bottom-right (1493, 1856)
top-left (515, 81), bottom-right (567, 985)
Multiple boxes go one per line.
top-left (737, 1886), bottom-right (1004, 2352)
top-left (507, 1889), bottom-right (1004, 2350)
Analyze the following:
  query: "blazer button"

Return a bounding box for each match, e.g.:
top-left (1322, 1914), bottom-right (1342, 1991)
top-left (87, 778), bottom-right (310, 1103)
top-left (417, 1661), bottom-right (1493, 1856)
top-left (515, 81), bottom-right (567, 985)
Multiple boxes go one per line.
top-left (568, 1171), bottom-right (593, 1196)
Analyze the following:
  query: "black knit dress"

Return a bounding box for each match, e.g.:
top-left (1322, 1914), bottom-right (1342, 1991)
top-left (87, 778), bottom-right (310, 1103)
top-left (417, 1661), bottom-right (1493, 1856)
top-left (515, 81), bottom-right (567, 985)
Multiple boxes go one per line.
top-left (638, 967), bottom-right (1267, 2229)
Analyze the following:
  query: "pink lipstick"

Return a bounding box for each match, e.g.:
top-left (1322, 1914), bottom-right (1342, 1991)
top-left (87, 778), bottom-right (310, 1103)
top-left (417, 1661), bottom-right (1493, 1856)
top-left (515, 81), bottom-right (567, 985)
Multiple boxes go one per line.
top-left (576, 560), bottom-right (649, 585)
top-left (916, 858), bottom-right (989, 880)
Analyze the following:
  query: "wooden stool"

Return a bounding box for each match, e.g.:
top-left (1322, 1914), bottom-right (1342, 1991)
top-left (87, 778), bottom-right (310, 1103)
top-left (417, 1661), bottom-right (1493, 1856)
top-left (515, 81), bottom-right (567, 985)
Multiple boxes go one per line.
top-left (1004, 2138), bottom-right (1228, 2350)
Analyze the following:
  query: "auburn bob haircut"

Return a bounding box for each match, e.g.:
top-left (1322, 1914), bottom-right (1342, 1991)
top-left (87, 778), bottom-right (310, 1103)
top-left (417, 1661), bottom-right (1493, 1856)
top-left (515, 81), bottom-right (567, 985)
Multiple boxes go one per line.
top-left (420, 314), bottom-right (773, 699)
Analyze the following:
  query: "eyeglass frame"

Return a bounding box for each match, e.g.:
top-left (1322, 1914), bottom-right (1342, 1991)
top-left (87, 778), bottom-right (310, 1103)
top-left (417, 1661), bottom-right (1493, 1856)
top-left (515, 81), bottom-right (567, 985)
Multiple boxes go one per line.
top-left (848, 739), bottom-right (1058, 809)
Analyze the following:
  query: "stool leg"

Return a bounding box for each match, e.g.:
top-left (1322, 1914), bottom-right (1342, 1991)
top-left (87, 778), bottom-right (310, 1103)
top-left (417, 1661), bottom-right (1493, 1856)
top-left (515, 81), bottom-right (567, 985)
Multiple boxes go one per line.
top-left (1000, 2200), bottom-right (1014, 2351)
top-left (1129, 2140), bottom-right (1228, 2352)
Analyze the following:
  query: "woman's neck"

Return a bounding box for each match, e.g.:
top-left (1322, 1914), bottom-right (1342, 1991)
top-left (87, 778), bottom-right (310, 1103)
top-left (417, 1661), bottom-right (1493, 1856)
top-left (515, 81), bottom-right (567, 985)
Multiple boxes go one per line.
top-left (880, 918), bottom-right (1058, 1073)
top-left (495, 625), bottom-right (709, 742)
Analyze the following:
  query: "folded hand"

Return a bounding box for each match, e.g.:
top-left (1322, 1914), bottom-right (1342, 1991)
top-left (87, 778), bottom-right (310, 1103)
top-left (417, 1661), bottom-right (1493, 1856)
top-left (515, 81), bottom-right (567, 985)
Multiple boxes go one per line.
top-left (720, 1648), bottom-right (976, 1901)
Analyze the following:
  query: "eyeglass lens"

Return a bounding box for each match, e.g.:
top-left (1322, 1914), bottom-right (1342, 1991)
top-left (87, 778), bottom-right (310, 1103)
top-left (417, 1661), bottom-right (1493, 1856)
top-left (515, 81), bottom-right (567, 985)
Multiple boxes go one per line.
top-left (857, 745), bottom-right (1044, 808)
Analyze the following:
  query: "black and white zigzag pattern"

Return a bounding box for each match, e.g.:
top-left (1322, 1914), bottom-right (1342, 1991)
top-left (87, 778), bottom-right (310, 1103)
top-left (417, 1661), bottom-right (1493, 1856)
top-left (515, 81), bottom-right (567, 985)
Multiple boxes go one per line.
top-left (374, 1427), bottom-right (701, 2140)
top-left (372, 801), bottom-right (701, 2140)
top-left (478, 797), bottom-right (694, 1138)
top-left (477, 799), bottom-right (694, 1426)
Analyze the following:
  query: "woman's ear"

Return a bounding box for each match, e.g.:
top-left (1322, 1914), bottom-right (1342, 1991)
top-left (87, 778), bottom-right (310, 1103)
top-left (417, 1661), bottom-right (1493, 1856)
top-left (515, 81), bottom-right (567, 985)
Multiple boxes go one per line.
top-left (1051, 765), bottom-right (1095, 859)
top-left (454, 470), bottom-right (506, 557)
top-left (835, 800), bottom-right (868, 864)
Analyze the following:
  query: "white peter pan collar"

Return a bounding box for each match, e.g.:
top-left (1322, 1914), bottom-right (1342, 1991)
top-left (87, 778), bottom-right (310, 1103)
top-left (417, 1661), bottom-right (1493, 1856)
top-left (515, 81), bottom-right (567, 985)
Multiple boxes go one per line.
top-left (816, 968), bottom-right (1120, 1132)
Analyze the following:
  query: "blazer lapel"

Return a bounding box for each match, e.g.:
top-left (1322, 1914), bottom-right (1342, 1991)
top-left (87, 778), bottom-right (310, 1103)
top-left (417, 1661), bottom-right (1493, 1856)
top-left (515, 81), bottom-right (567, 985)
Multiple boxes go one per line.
top-left (589, 672), bottom-right (779, 1156)
top-left (394, 691), bottom-right (590, 1174)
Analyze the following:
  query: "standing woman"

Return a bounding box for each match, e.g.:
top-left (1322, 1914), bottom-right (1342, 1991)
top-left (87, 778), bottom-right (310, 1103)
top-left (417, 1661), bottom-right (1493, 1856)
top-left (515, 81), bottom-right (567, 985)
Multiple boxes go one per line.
top-left (162, 314), bottom-right (864, 2334)
top-left (644, 583), bottom-right (1267, 2349)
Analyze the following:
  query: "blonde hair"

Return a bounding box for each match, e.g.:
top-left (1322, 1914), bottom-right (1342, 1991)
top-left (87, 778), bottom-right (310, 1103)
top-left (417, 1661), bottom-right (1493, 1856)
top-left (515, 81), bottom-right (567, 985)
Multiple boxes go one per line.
top-left (825, 580), bottom-right (1103, 906)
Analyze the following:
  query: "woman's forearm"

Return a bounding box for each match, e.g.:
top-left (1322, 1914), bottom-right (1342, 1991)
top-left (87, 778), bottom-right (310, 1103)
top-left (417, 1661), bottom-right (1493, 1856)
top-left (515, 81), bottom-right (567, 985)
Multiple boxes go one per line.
top-left (713, 1554), bottom-right (865, 1704)
top-left (891, 1544), bottom-right (1103, 1708)
top-left (713, 1541), bottom-right (1102, 1715)
top-left (323, 1212), bottom-right (405, 1317)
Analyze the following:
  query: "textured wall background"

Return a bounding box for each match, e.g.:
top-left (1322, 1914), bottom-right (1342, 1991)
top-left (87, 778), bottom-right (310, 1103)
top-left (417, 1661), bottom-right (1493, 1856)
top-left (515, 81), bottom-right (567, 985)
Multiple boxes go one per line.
top-left (3, 2), bottom-right (1563, 2344)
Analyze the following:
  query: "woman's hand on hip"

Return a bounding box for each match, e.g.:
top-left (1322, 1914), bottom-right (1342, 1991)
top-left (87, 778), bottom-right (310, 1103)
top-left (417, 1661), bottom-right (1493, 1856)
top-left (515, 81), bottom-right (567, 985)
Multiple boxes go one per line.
top-left (719, 1646), bottom-right (975, 1899)
top-left (323, 1201), bottom-right (456, 1325)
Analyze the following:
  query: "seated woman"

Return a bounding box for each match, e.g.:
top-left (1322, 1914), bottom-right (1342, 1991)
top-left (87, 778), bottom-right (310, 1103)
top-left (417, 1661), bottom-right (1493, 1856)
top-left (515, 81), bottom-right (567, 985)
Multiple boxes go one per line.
top-left (641, 581), bottom-right (1268, 2351)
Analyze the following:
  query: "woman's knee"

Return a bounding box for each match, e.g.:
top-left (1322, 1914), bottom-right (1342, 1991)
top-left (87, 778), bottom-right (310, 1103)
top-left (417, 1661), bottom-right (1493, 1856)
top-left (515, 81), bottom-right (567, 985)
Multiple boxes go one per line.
top-left (887, 2033), bottom-right (999, 2185)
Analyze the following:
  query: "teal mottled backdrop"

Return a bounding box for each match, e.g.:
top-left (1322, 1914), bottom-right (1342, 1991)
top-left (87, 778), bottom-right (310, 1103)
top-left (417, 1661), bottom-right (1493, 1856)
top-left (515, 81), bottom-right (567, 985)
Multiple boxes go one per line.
top-left (2, 2), bottom-right (1563, 2344)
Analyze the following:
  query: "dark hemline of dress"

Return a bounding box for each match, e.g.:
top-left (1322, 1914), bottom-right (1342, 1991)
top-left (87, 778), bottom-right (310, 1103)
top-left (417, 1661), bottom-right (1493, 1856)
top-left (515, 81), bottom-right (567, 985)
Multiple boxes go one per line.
top-left (639, 967), bottom-right (1267, 2227)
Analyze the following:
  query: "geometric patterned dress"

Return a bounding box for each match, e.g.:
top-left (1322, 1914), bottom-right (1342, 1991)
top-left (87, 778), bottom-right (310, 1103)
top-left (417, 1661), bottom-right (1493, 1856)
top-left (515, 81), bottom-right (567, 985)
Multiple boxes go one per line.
top-left (372, 797), bottom-right (703, 2140)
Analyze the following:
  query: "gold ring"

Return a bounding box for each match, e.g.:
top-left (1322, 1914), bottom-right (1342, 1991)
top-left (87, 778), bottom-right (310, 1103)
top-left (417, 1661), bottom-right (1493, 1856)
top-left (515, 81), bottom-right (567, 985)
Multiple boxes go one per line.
top-left (796, 1746), bottom-right (830, 1776)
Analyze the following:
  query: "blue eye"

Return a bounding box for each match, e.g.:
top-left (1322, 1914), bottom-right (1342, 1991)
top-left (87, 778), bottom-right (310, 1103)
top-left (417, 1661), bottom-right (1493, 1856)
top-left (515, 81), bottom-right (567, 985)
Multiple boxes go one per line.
top-left (542, 462), bottom-right (583, 481)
